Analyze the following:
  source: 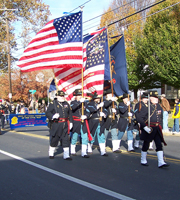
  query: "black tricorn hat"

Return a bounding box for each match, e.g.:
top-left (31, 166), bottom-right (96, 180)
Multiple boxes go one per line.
top-left (87, 92), bottom-right (93, 98)
top-left (121, 93), bottom-right (129, 99)
top-left (87, 91), bottom-right (101, 99)
top-left (149, 90), bottom-right (159, 98)
top-left (104, 89), bottom-right (112, 96)
top-left (55, 90), bottom-right (65, 96)
top-left (141, 91), bottom-right (149, 99)
top-left (73, 89), bottom-right (82, 96)
top-left (104, 89), bottom-right (118, 97)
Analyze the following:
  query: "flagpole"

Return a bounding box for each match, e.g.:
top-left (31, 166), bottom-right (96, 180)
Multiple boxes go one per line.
top-left (106, 25), bottom-right (115, 120)
top-left (80, 7), bottom-right (84, 122)
top-left (52, 69), bottom-right (58, 93)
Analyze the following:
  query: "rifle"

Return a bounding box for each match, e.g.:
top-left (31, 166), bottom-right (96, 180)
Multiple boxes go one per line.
top-left (128, 94), bottom-right (131, 123)
top-left (139, 92), bottom-right (142, 112)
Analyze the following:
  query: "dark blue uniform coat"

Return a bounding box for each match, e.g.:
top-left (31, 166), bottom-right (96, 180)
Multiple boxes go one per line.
top-left (117, 102), bottom-right (134, 132)
top-left (46, 100), bottom-right (73, 147)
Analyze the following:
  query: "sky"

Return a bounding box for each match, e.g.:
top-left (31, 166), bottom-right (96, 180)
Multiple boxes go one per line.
top-left (44, 0), bottom-right (112, 33)
top-left (13, 0), bottom-right (112, 64)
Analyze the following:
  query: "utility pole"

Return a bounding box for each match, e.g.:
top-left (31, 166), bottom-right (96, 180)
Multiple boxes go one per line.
top-left (5, 9), bottom-right (12, 101)
top-left (0, 8), bottom-right (17, 101)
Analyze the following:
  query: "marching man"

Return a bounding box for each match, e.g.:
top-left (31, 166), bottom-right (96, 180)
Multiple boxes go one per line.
top-left (87, 92), bottom-right (108, 156)
top-left (70, 89), bottom-right (91, 158)
top-left (117, 93), bottom-right (135, 152)
top-left (103, 89), bottom-right (121, 153)
top-left (136, 90), bottom-right (169, 168)
top-left (46, 90), bottom-right (73, 160)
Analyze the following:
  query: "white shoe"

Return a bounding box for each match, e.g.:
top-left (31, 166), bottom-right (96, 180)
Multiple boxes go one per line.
top-left (141, 151), bottom-right (148, 166)
top-left (157, 151), bottom-right (169, 168)
top-left (128, 140), bottom-right (134, 152)
top-left (49, 146), bottom-right (55, 158)
top-left (70, 144), bottom-right (76, 155)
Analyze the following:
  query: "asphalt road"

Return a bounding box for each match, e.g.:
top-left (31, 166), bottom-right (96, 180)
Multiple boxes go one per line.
top-left (0, 125), bottom-right (180, 200)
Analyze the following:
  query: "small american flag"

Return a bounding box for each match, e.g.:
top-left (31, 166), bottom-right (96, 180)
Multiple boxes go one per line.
top-left (18, 11), bottom-right (83, 72)
top-left (54, 28), bottom-right (107, 101)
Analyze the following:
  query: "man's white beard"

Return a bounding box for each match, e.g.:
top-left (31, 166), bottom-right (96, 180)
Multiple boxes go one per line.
top-left (58, 97), bottom-right (65, 102)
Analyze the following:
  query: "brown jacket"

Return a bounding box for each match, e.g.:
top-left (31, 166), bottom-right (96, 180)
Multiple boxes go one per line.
top-left (161, 98), bottom-right (170, 111)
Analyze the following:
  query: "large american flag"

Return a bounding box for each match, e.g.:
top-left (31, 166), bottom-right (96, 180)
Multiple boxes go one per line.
top-left (17, 11), bottom-right (83, 72)
top-left (55, 28), bottom-right (107, 101)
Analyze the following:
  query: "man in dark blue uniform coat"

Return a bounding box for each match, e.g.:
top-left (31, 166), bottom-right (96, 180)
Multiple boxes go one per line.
top-left (46, 90), bottom-right (73, 160)
top-left (70, 89), bottom-right (90, 158)
top-left (134, 92), bottom-right (149, 149)
top-left (117, 93), bottom-right (135, 152)
top-left (102, 89), bottom-right (121, 153)
top-left (87, 92), bottom-right (108, 156)
top-left (135, 90), bottom-right (169, 168)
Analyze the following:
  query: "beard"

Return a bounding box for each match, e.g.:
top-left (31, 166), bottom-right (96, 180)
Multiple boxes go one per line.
top-left (58, 96), bottom-right (65, 102)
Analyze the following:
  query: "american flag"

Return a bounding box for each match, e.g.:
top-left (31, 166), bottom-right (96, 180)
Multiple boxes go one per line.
top-left (55, 28), bottom-right (107, 101)
top-left (17, 11), bottom-right (83, 72)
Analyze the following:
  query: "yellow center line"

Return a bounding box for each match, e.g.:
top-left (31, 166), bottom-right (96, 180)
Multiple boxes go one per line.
top-left (10, 130), bottom-right (49, 140)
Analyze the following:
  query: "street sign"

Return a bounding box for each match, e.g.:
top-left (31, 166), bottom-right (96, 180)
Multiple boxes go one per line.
top-left (29, 90), bottom-right (36, 94)
top-left (9, 93), bottom-right (12, 98)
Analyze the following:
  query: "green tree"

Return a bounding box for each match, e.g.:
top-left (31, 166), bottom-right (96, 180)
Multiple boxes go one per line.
top-left (0, 0), bottom-right (51, 71)
top-left (136, 0), bottom-right (180, 89)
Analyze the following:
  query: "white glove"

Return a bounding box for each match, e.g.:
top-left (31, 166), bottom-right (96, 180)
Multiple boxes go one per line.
top-left (126, 101), bottom-right (130, 106)
top-left (112, 108), bottom-right (116, 113)
top-left (99, 102), bottom-right (104, 107)
top-left (143, 126), bottom-right (151, 134)
top-left (52, 113), bottom-right (59, 119)
top-left (80, 98), bottom-right (85, 103)
top-left (128, 112), bottom-right (133, 117)
top-left (111, 97), bottom-right (116, 101)
top-left (81, 115), bottom-right (87, 120)
top-left (100, 112), bottom-right (106, 118)
top-left (70, 123), bottom-right (73, 130)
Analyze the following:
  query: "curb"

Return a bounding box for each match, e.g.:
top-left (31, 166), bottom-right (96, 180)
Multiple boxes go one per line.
top-left (163, 132), bottom-right (180, 137)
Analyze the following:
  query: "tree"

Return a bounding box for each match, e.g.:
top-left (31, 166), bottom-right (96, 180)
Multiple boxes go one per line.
top-left (0, 69), bottom-right (53, 104)
top-left (136, 0), bottom-right (180, 89)
top-left (0, 0), bottom-right (51, 71)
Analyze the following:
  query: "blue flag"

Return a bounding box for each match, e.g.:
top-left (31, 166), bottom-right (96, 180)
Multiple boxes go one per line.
top-left (49, 79), bottom-right (57, 93)
top-left (110, 36), bottom-right (129, 96)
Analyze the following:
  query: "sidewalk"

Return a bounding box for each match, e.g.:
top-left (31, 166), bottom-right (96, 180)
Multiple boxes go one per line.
top-left (163, 128), bottom-right (180, 136)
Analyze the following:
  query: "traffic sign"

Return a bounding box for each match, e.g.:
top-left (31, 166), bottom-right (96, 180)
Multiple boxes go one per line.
top-left (29, 90), bottom-right (36, 94)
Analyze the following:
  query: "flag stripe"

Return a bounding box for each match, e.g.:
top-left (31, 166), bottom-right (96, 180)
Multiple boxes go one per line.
top-left (20, 47), bottom-right (82, 61)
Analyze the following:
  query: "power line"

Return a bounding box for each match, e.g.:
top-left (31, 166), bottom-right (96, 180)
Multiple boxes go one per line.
top-left (108, 0), bottom-right (166, 27)
top-left (112, 1), bottom-right (180, 33)
top-left (83, 0), bottom-right (166, 32)
top-left (83, 0), bottom-right (138, 24)
top-left (69, 0), bottom-right (91, 13)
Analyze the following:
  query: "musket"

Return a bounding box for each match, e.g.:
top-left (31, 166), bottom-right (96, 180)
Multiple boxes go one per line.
top-left (106, 25), bottom-right (115, 120)
top-left (148, 93), bottom-right (150, 127)
top-left (148, 93), bottom-right (153, 133)
top-left (128, 94), bottom-right (131, 123)
top-left (139, 92), bottom-right (142, 112)
top-left (100, 95), bottom-right (103, 122)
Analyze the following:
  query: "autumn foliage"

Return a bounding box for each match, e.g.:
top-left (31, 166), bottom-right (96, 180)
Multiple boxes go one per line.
top-left (0, 69), bottom-right (53, 104)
